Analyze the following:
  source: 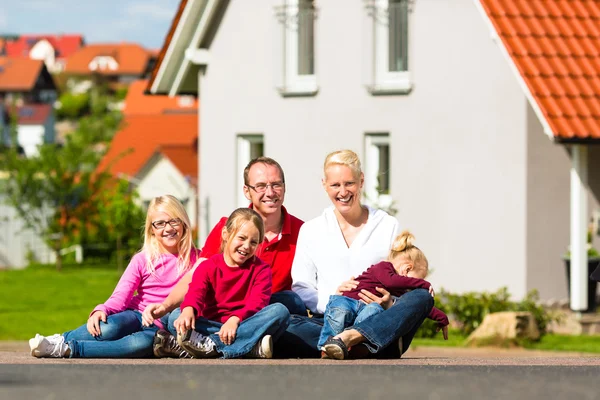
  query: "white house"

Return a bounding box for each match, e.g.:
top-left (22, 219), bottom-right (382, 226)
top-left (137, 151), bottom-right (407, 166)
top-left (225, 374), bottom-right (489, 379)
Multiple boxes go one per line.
top-left (148, 0), bottom-right (600, 308)
top-left (14, 104), bottom-right (55, 158)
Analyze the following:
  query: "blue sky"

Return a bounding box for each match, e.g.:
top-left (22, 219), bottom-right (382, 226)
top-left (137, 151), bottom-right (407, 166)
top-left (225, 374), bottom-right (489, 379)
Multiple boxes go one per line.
top-left (0, 0), bottom-right (181, 49)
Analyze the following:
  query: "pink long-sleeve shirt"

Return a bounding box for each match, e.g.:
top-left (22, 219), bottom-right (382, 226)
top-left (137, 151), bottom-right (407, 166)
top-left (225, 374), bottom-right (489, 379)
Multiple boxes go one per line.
top-left (180, 253), bottom-right (272, 323)
top-left (92, 250), bottom-right (199, 328)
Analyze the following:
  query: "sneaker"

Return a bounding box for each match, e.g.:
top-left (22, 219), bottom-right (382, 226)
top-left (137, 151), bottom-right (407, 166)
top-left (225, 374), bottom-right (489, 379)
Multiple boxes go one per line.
top-left (322, 336), bottom-right (349, 360)
top-left (153, 330), bottom-right (194, 359)
top-left (246, 335), bottom-right (273, 359)
top-left (178, 330), bottom-right (218, 358)
top-left (397, 336), bottom-right (403, 359)
top-left (29, 334), bottom-right (69, 358)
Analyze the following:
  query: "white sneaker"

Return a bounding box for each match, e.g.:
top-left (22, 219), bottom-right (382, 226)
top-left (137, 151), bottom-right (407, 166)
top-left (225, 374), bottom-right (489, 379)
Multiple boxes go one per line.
top-left (29, 334), bottom-right (69, 358)
top-left (247, 335), bottom-right (273, 359)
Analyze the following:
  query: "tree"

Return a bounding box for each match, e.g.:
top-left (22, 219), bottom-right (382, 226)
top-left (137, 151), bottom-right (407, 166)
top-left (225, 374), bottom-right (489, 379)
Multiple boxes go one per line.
top-left (0, 89), bottom-right (140, 270)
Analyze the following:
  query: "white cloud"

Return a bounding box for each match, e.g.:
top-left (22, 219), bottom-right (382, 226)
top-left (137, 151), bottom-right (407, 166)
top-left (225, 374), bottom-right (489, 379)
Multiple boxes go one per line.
top-left (125, 2), bottom-right (175, 21)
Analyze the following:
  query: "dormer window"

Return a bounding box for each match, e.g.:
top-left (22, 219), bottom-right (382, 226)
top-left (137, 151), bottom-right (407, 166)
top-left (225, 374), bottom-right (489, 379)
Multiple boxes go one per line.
top-left (275, 0), bottom-right (318, 97)
top-left (89, 56), bottom-right (119, 72)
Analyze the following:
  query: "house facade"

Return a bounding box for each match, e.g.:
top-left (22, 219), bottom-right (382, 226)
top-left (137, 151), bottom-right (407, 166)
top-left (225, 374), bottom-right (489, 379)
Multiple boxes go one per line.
top-left (149, 0), bottom-right (600, 303)
top-left (4, 34), bottom-right (85, 73)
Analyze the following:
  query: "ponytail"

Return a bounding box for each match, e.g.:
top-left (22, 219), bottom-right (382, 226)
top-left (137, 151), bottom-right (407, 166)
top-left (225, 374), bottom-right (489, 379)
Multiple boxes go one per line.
top-left (389, 230), bottom-right (429, 275)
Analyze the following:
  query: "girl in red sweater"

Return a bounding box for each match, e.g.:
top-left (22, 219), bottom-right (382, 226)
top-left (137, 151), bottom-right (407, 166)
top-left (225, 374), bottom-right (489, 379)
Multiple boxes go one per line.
top-left (173, 208), bottom-right (290, 358)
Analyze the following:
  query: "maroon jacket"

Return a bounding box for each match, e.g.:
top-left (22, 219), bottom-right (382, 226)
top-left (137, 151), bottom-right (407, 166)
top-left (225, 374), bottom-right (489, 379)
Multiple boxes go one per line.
top-left (344, 261), bottom-right (448, 326)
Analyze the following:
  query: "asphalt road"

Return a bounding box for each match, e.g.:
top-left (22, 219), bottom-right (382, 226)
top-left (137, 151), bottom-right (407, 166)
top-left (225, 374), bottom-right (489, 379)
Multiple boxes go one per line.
top-left (2, 363), bottom-right (600, 400)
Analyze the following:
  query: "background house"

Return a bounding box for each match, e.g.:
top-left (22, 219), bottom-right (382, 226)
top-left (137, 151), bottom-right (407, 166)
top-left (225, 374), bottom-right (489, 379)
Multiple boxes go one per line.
top-left (11, 104), bottom-right (55, 158)
top-left (3, 34), bottom-right (85, 73)
top-left (0, 57), bottom-right (57, 105)
top-left (148, 0), bottom-right (600, 304)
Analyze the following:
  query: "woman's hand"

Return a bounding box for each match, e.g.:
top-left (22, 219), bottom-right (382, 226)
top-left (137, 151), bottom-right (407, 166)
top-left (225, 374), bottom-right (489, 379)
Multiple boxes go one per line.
top-left (87, 311), bottom-right (107, 337)
top-left (173, 307), bottom-right (196, 336)
top-left (336, 277), bottom-right (359, 295)
top-left (437, 324), bottom-right (449, 340)
top-left (218, 317), bottom-right (240, 345)
top-left (142, 303), bottom-right (167, 327)
top-left (358, 287), bottom-right (394, 310)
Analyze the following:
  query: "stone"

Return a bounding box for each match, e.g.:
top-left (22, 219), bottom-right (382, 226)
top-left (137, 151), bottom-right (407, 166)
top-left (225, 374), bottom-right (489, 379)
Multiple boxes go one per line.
top-left (466, 311), bottom-right (540, 346)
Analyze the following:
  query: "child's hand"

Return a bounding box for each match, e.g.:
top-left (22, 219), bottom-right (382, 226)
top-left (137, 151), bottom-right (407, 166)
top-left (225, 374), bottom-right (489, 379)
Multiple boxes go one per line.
top-left (437, 324), bottom-right (449, 340)
top-left (142, 303), bottom-right (167, 327)
top-left (429, 286), bottom-right (435, 298)
top-left (87, 311), bottom-right (107, 337)
top-left (218, 317), bottom-right (240, 345)
top-left (173, 307), bottom-right (196, 336)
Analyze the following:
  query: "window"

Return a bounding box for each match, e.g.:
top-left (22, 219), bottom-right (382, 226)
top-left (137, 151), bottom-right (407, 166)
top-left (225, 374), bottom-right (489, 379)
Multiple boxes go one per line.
top-left (237, 134), bottom-right (264, 207)
top-left (364, 134), bottom-right (394, 212)
top-left (88, 56), bottom-right (119, 72)
top-left (275, 0), bottom-right (318, 96)
top-left (364, 0), bottom-right (412, 95)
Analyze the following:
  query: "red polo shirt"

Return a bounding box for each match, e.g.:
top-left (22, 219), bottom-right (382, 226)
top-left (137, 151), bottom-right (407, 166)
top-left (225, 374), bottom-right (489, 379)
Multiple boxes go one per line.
top-left (199, 205), bottom-right (304, 293)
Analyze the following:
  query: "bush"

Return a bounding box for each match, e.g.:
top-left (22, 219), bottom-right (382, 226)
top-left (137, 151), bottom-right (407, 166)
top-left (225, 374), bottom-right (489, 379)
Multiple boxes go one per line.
top-left (415, 287), bottom-right (554, 339)
top-left (56, 92), bottom-right (90, 120)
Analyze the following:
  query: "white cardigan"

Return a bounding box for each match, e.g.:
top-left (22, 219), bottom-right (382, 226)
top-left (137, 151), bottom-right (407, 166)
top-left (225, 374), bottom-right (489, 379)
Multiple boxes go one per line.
top-left (291, 205), bottom-right (399, 314)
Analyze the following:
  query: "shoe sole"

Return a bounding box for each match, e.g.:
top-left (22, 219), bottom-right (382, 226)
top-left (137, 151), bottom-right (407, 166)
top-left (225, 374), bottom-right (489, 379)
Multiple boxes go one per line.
top-left (323, 343), bottom-right (346, 360)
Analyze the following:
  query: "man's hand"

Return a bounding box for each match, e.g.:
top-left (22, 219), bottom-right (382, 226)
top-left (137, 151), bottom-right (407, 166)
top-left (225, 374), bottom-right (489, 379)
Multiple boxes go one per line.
top-left (358, 287), bottom-right (394, 310)
top-left (336, 277), bottom-right (359, 295)
top-left (87, 311), bottom-right (107, 337)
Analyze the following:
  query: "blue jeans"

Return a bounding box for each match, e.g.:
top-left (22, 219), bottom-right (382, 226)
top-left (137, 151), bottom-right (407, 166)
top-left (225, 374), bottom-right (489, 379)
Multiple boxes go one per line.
top-left (63, 310), bottom-right (165, 358)
top-left (168, 291), bottom-right (306, 334)
top-left (173, 303), bottom-right (290, 358)
top-left (275, 288), bottom-right (433, 358)
top-left (317, 295), bottom-right (383, 349)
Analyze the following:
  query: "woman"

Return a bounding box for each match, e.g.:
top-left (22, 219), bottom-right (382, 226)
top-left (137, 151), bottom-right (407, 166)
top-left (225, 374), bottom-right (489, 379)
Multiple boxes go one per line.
top-left (283, 149), bottom-right (435, 359)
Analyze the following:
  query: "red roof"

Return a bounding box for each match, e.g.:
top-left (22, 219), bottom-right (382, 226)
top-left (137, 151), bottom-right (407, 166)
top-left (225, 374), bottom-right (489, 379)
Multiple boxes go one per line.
top-left (4, 35), bottom-right (84, 60)
top-left (12, 104), bottom-right (52, 125)
top-left (64, 43), bottom-right (151, 76)
top-left (479, 0), bottom-right (600, 141)
top-left (160, 145), bottom-right (198, 182)
top-left (98, 114), bottom-right (198, 177)
top-left (0, 57), bottom-right (44, 91)
top-left (123, 80), bottom-right (197, 115)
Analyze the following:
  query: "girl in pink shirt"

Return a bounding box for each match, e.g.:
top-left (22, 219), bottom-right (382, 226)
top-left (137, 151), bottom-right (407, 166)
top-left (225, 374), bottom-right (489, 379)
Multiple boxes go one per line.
top-left (29, 195), bottom-right (200, 358)
top-left (166, 208), bottom-right (290, 359)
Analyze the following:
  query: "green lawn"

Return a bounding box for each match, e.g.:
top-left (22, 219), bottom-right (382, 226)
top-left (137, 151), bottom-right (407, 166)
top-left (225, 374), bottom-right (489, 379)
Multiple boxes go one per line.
top-left (0, 264), bottom-right (120, 340)
top-left (2, 265), bottom-right (600, 353)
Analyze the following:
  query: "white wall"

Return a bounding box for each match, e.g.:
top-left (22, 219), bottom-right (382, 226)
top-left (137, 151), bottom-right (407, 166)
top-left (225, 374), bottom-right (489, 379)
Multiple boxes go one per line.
top-left (199, 0), bottom-right (530, 298)
top-left (18, 125), bottom-right (45, 158)
top-left (137, 157), bottom-right (198, 228)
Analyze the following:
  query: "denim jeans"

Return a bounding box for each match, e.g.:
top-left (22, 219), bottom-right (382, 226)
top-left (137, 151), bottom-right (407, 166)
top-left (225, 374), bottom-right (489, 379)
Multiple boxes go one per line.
top-left (179, 303), bottom-right (290, 359)
top-left (63, 309), bottom-right (166, 358)
top-left (275, 288), bottom-right (433, 358)
top-left (168, 291), bottom-right (306, 334)
top-left (317, 295), bottom-right (383, 349)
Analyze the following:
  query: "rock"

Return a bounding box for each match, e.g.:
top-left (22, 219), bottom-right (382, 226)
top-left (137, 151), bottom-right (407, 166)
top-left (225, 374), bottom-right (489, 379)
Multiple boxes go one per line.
top-left (466, 311), bottom-right (540, 346)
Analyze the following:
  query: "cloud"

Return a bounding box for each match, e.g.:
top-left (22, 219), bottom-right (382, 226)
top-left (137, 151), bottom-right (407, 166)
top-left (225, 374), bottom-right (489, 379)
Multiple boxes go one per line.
top-left (125, 2), bottom-right (176, 21)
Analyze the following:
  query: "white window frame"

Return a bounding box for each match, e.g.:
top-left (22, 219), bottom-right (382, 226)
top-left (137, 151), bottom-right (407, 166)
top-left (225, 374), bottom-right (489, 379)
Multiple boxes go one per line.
top-left (275, 0), bottom-right (318, 97)
top-left (365, 0), bottom-right (412, 95)
top-left (237, 134), bottom-right (264, 207)
top-left (88, 56), bottom-right (119, 72)
top-left (364, 133), bottom-right (393, 211)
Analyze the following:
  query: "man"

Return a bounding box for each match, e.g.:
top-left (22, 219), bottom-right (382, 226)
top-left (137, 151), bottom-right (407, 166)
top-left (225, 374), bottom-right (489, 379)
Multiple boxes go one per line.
top-left (143, 157), bottom-right (304, 358)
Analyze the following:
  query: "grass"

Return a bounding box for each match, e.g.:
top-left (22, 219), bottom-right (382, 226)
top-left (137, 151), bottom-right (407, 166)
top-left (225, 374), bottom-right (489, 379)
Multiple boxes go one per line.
top-left (0, 264), bottom-right (121, 340)
top-left (2, 265), bottom-right (600, 353)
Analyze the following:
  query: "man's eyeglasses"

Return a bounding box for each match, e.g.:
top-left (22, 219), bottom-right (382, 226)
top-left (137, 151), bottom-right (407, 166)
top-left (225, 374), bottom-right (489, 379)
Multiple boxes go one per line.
top-left (246, 182), bottom-right (285, 193)
top-left (151, 218), bottom-right (182, 229)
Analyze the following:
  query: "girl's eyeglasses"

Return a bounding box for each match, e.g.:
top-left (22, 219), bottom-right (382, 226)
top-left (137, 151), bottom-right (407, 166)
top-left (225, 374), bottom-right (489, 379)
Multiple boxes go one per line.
top-left (151, 218), bottom-right (182, 229)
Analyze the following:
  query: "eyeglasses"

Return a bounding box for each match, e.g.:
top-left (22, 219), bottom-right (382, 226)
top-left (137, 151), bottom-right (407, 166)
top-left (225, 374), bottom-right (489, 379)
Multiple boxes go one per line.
top-left (246, 182), bottom-right (285, 193)
top-left (151, 218), bottom-right (182, 229)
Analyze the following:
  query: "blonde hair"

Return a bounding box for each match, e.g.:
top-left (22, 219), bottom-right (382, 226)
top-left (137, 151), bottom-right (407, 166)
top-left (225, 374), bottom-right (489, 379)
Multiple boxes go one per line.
top-left (141, 195), bottom-right (196, 275)
top-left (220, 208), bottom-right (265, 253)
top-left (323, 149), bottom-right (362, 180)
top-left (389, 230), bottom-right (429, 276)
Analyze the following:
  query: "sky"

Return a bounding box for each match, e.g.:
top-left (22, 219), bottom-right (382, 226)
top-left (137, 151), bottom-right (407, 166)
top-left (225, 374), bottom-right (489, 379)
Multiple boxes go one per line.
top-left (0, 0), bottom-right (181, 49)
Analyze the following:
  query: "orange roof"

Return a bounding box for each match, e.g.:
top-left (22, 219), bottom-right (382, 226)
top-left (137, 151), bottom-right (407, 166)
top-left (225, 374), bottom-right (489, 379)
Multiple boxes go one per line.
top-left (64, 43), bottom-right (151, 76)
top-left (479, 0), bottom-right (600, 141)
top-left (160, 145), bottom-right (198, 181)
top-left (0, 57), bottom-right (44, 91)
top-left (147, 0), bottom-right (189, 92)
top-left (123, 79), bottom-right (197, 115)
top-left (99, 113), bottom-right (198, 177)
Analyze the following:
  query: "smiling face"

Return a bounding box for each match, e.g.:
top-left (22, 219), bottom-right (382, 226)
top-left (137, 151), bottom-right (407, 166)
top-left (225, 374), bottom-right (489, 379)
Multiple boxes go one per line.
top-left (221, 221), bottom-right (261, 266)
top-left (243, 163), bottom-right (285, 218)
top-left (150, 209), bottom-right (184, 255)
top-left (323, 164), bottom-right (364, 216)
